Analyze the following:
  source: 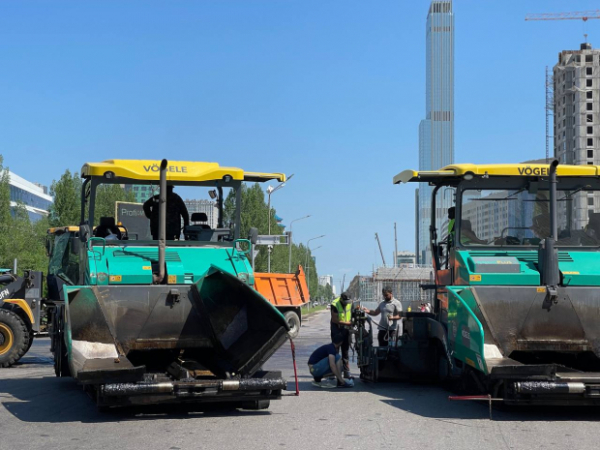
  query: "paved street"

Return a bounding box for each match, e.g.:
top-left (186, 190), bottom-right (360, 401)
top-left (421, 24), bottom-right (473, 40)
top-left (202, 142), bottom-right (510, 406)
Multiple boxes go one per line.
top-left (2, 310), bottom-right (600, 450)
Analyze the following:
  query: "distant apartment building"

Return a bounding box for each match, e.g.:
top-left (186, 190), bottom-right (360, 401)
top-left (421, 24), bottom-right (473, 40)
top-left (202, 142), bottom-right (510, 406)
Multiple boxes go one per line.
top-left (393, 251), bottom-right (416, 267)
top-left (125, 185), bottom-right (154, 204)
top-left (417, 0), bottom-right (455, 264)
top-left (554, 42), bottom-right (600, 230)
top-left (8, 171), bottom-right (52, 222)
top-left (184, 199), bottom-right (218, 229)
top-left (318, 275), bottom-right (333, 288)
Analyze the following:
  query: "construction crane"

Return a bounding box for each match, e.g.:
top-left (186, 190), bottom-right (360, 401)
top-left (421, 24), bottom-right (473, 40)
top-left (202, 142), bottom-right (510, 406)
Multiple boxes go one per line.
top-left (525, 11), bottom-right (600, 22)
top-left (375, 233), bottom-right (386, 266)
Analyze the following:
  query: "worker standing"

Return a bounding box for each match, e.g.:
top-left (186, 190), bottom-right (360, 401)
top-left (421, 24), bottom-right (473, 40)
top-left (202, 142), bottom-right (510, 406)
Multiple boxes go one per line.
top-left (143, 184), bottom-right (190, 240)
top-left (362, 287), bottom-right (402, 347)
top-left (330, 292), bottom-right (353, 378)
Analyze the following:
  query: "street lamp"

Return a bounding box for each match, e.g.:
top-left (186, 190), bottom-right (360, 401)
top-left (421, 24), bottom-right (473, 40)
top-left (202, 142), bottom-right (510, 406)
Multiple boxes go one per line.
top-left (288, 215), bottom-right (311, 273)
top-left (266, 174), bottom-right (294, 273)
top-left (306, 245), bottom-right (322, 310)
top-left (306, 235), bottom-right (325, 300)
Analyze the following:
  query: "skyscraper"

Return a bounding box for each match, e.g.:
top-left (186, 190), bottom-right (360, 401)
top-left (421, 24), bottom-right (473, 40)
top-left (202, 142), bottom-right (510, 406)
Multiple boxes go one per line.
top-left (554, 42), bottom-right (600, 231)
top-left (416, 1), bottom-right (454, 264)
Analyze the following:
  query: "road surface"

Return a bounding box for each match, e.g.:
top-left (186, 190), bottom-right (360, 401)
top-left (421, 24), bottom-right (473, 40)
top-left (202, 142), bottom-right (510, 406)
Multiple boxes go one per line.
top-left (1, 311), bottom-right (600, 449)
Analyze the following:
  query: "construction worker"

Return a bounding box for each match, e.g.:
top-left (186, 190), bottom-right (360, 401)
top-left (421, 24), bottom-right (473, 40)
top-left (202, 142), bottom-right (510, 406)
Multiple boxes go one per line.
top-left (143, 185), bottom-right (190, 240)
top-left (330, 292), bottom-right (353, 378)
top-left (447, 207), bottom-right (456, 247)
top-left (362, 287), bottom-right (402, 347)
top-left (307, 334), bottom-right (353, 388)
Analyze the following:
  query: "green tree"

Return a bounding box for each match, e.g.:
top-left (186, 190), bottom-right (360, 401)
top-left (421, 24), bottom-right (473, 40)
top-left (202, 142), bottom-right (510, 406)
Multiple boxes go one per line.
top-left (224, 183), bottom-right (321, 297)
top-left (0, 155), bottom-right (48, 273)
top-left (49, 169), bottom-right (81, 227)
top-left (94, 184), bottom-right (135, 225)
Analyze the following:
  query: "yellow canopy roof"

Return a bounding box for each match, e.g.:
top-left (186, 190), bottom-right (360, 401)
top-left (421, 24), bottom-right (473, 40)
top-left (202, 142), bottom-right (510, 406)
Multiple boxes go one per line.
top-left (394, 163), bottom-right (600, 184)
top-left (81, 160), bottom-right (286, 183)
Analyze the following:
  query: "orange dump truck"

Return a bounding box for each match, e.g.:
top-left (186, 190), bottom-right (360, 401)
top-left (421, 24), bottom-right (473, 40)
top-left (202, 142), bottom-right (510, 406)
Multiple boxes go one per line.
top-left (254, 266), bottom-right (310, 338)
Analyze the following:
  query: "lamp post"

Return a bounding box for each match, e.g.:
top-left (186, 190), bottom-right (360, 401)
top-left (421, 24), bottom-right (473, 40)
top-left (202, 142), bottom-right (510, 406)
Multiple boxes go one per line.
top-left (306, 245), bottom-right (322, 311)
top-left (288, 215), bottom-right (311, 273)
top-left (266, 174), bottom-right (294, 273)
top-left (306, 235), bottom-right (325, 301)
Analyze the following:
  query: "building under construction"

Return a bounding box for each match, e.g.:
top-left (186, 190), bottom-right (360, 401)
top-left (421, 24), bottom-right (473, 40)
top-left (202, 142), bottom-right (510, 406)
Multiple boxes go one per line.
top-left (347, 265), bottom-right (434, 310)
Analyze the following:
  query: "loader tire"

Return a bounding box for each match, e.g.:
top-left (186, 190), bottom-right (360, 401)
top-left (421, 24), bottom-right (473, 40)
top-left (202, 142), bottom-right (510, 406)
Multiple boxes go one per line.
top-left (284, 311), bottom-right (301, 339)
top-left (26, 333), bottom-right (34, 353)
top-left (0, 309), bottom-right (30, 368)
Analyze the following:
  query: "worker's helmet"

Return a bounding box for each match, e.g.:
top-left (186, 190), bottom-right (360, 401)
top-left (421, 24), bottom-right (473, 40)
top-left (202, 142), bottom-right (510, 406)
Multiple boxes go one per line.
top-left (340, 292), bottom-right (351, 304)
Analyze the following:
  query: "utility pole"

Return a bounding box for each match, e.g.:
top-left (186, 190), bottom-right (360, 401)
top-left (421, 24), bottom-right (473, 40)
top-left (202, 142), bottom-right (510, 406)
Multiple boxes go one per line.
top-left (394, 222), bottom-right (398, 268)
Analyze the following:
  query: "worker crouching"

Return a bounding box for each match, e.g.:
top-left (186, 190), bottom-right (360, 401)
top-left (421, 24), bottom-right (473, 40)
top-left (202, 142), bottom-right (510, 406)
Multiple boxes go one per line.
top-left (308, 335), bottom-right (354, 388)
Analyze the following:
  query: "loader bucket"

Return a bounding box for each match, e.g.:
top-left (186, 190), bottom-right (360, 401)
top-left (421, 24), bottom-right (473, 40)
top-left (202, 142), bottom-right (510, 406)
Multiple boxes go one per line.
top-left (63, 266), bottom-right (289, 384)
top-left (448, 286), bottom-right (600, 373)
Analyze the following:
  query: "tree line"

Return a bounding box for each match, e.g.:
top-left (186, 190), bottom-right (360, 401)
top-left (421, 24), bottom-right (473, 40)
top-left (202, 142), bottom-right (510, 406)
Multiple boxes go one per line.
top-left (224, 183), bottom-right (334, 301)
top-left (0, 155), bottom-right (133, 274)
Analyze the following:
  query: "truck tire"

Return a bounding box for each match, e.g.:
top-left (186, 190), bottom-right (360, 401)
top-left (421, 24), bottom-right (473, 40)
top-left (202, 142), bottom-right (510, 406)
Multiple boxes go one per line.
top-left (0, 309), bottom-right (30, 368)
top-left (284, 311), bottom-right (301, 339)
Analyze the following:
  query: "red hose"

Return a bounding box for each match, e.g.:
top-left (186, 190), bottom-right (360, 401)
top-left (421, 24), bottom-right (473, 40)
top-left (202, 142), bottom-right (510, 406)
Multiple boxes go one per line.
top-left (290, 339), bottom-right (300, 396)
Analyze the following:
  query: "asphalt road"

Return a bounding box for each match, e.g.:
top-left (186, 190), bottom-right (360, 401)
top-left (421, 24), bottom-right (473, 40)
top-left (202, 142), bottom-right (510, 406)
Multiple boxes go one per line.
top-left (2, 311), bottom-right (600, 450)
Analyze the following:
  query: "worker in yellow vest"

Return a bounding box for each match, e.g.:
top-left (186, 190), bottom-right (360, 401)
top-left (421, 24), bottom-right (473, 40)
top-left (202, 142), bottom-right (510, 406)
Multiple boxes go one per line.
top-left (330, 292), bottom-right (353, 379)
top-left (447, 207), bottom-right (455, 247)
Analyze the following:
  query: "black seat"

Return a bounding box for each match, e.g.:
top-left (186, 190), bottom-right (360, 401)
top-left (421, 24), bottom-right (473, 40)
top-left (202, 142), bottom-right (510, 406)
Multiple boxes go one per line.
top-left (191, 212), bottom-right (211, 230)
top-left (95, 217), bottom-right (122, 239)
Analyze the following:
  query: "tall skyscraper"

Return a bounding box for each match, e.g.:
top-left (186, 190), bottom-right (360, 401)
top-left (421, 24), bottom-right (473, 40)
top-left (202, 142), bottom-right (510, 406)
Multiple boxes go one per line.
top-left (416, 1), bottom-right (454, 264)
top-left (554, 42), bottom-right (599, 230)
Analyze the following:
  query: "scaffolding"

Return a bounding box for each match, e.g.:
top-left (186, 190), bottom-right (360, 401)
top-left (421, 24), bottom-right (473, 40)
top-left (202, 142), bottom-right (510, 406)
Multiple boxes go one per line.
top-left (347, 265), bottom-right (434, 310)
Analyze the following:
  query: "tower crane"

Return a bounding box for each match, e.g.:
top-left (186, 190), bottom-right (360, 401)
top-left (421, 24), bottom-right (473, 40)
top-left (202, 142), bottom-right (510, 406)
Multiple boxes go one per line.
top-left (525, 11), bottom-right (600, 22)
top-left (375, 233), bottom-right (386, 266)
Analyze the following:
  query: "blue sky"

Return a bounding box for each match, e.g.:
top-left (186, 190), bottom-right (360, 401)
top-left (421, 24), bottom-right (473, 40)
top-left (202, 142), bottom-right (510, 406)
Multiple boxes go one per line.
top-left (1, 1), bottom-right (598, 293)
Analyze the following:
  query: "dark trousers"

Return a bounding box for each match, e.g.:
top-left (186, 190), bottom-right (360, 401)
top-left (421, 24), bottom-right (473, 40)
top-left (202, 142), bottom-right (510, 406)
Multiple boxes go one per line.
top-left (330, 324), bottom-right (350, 375)
top-left (377, 329), bottom-right (397, 347)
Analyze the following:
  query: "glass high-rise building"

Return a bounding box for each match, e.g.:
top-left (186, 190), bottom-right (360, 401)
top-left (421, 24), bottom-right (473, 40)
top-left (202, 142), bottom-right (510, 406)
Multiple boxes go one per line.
top-left (416, 1), bottom-right (454, 265)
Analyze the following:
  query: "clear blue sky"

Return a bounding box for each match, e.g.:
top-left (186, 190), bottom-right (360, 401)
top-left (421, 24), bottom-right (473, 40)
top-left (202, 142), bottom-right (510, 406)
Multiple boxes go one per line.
top-left (1, 1), bottom-right (598, 293)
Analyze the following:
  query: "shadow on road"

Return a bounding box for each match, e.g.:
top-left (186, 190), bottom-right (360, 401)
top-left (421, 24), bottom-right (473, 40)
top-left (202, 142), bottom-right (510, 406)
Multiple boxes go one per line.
top-left (373, 382), bottom-right (600, 422)
top-left (0, 376), bottom-right (273, 423)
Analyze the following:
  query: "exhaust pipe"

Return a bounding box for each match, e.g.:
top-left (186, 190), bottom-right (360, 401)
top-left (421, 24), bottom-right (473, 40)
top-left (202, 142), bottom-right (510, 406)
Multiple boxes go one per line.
top-left (539, 160), bottom-right (560, 306)
top-left (153, 159), bottom-right (168, 284)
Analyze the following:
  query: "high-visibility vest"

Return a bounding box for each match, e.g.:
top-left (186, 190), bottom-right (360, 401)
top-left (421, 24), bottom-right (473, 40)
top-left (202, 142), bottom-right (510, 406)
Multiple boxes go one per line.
top-left (331, 297), bottom-right (352, 323)
top-left (448, 218), bottom-right (455, 246)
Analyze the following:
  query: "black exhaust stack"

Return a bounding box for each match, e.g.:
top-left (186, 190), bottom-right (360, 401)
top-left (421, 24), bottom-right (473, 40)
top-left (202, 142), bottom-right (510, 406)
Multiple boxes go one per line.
top-left (539, 160), bottom-right (560, 307)
top-left (153, 159), bottom-right (168, 284)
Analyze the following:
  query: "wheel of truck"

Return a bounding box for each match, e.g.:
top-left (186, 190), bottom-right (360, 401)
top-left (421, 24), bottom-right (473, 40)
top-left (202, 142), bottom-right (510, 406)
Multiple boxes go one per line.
top-left (0, 309), bottom-right (30, 368)
top-left (241, 400), bottom-right (270, 410)
top-left (284, 311), bottom-right (301, 339)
